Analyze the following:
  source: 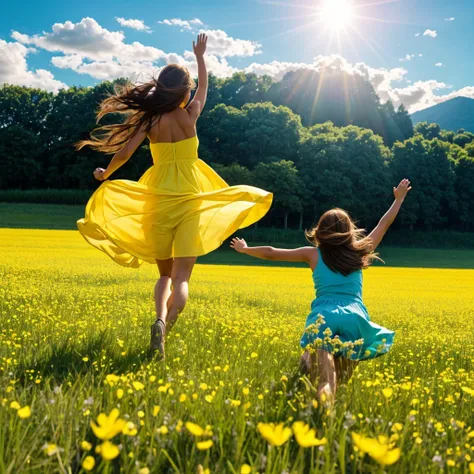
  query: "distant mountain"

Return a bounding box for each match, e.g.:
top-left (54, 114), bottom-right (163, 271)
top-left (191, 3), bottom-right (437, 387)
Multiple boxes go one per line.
top-left (411, 97), bottom-right (474, 133)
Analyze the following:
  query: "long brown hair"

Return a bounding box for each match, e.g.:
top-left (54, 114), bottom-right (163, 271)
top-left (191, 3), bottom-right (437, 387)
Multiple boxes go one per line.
top-left (305, 208), bottom-right (380, 276)
top-left (76, 65), bottom-right (195, 154)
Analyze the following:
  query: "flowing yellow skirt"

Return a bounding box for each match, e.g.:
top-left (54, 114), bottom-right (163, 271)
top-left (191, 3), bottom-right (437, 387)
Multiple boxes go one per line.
top-left (77, 153), bottom-right (272, 268)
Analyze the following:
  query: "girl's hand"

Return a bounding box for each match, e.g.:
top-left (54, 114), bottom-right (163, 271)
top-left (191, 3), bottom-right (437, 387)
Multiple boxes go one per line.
top-left (193, 33), bottom-right (208, 58)
top-left (230, 237), bottom-right (248, 253)
top-left (93, 168), bottom-right (106, 181)
top-left (393, 178), bottom-right (412, 201)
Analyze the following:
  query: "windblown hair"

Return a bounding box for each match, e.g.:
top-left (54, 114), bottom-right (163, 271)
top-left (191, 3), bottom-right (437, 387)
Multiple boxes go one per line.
top-left (76, 65), bottom-right (195, 154)
top-left (305, 208), bottom-right (380, 276)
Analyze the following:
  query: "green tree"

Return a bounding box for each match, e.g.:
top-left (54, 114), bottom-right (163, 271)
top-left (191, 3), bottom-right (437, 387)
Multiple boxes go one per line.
top-left (391, 137), bottom-right (456, 229)
top-left (454, 156), bottom-right (474, 230)
top-left (0, 85), bottom-right (53, 134)
top-left (211, 163), bottom-right (254, 185)
top-left (466, 143), bottom-right (474, 158)
top-left (199, 102), bottom-right (303, 168)
top-left (219, 72), bottom-right (273, 108)
top-left (394, 104), bottom-right (414, 140)
top-left (298, 123), bottom-right (391, 228)
top-left (253, 160), bottom-right (304, 229)
top-left (453, 132), bottom-right (474, 148)
top-left (440, 130), bottom-right (455, 143)
top-left (414, 122), bottom-right (441, 140)
top-left (267, 68), bottom-right (413, 146)
top-left (0, 125), bottom-right (42, 189)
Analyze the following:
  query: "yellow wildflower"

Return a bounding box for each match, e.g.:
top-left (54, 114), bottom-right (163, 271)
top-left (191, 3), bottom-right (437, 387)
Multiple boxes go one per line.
top-left (132, 381), bottom-right (145, 391)
top-left (257, 422), bottom-right (292, 447)
top-left (292, 421), bottom-right (327, 448)
top-left (96, 441), bottom-right (120, 460)
top-left (81, 441), bottom-right (92, 451)
top-left (197, 440), bottom-right (214, 450)
top-left (352, 432), bottom-right (401, 466)
top-left (90, 409), bottom-right (126, 440)
top-left (17, 406), bottom-right (31, 419)
top-left (382, 388), bottom-right (393, 398)
top-left (82, 456), bottom-right (95, 471)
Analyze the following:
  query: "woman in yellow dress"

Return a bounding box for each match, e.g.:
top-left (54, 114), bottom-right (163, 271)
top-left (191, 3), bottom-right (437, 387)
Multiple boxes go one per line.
top-left (76, 34), bottom-right (273, 358)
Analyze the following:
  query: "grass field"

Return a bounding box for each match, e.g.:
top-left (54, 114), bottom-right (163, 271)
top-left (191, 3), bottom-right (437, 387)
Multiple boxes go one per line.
top-left (1, 203), bottom-right (474, 269)
top-left (1, 228), bottom-right (474, 473)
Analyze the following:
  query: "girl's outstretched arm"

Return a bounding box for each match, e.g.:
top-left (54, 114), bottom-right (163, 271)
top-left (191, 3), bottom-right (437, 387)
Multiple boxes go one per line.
top-left (93, 124), bottom-right (148, 181)
top-left (368, 178), bottom-right (412, 250)
top-left (231, 238), bottom-right (316, 267)
top-left (187, 33), bottom-right (208, 120)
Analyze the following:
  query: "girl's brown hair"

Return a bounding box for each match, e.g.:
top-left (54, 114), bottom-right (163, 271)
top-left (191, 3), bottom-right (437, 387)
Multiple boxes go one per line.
top-left (76, 65), bottom-right (195, 154)
top-left (305, 208), bottom-right (380, 276)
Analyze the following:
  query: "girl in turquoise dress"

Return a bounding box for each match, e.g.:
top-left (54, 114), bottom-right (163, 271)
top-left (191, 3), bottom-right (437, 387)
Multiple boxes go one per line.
top-left (231, 179), bottom-right (412, 403)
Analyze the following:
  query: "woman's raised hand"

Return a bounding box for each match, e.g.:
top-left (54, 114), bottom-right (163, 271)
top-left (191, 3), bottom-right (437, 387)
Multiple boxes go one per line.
top-left (230, 237), bottom-right (248, 253)
top-left (393, 178), bottom-right (412, 201)
top-left (193, 33), bottom-right (208, 58)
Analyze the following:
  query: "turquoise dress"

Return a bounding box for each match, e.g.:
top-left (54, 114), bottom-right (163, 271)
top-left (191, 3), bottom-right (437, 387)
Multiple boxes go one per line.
top-left (300, 249), bottom-right (394, 360)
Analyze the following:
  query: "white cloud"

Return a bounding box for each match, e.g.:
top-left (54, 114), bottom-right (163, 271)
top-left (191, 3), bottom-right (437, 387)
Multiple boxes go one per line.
top-left (158, 18), bottom-right (203, 33)
top-left (115, 17), bottom-right (151, 33)
top-left (423, 29), bottom-right (437, 38)
top-left (445, 17), bottom-right (455, 21)
top-left (6, 17), bottom-right (473, 113)
top-left (435, 62), bottom-right (444, 67)
top-left (245, 60), bottom-right (313, 81)
top-left (415, 33), bottom-right (420, 37)
top-left (418, 54), bottom-right (423, 57)
top-left (199, 29), bottom-right (261, 57)
top-left (0, 39), bottom-right (66, 93)
top-left (400, 54), bottom-right (415, 62)
top-left (12, 18), bottom-right (165, 62)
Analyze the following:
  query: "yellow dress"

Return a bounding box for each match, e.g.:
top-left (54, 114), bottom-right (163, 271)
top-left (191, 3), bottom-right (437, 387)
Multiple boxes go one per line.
top-left (77, 136), bottom-right (273, 267)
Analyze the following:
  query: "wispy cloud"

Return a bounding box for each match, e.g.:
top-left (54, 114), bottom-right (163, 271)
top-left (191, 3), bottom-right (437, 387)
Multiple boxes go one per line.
top-left (423, 29), bottom-right (437, 38)
top-left (445, 17), bottom-right (455, 21)
top-left (115, 17), bottom-right (151, 33)
top-left (158, 18), bottom-right (203, 33)
top-left (435, 62), bottom-right (444, 67)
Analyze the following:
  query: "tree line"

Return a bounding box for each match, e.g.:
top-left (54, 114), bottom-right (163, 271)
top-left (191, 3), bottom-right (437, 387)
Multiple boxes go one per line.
top-left (1, 71), bottom-right (474, 231)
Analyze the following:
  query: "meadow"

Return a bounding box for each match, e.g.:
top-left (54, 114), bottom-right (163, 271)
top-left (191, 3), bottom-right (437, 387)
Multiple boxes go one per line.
top-left (1, 227), bottom-right (474, 473)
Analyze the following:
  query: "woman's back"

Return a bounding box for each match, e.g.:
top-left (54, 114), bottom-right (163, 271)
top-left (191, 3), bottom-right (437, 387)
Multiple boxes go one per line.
top-left (148, 109), bottom-right (196, 144)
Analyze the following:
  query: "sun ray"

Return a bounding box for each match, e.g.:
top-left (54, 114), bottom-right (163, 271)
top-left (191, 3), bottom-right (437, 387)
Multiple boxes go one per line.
top-left (223, 13), bottom-right (318, 29)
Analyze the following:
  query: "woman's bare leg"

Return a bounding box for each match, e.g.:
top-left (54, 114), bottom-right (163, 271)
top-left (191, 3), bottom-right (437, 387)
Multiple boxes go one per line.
top-left (150, 259), bottom-right (173, 357)
top-left (155, 259), bottom-right (173, 321)
top-left (166, 257), bottom-right (196, 334)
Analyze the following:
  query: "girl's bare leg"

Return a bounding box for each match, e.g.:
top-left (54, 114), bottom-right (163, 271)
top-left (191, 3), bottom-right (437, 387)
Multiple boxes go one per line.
top-left (150, 259), bottom-right (173, 357)
top-left (166, 257), bottom-right (196, 334)
top-left (317, 349), bottom-right (337, 404)
top-left (300, 349), bottom-right (337, 404)
top-left (335, 357), bottom-right (359, 385)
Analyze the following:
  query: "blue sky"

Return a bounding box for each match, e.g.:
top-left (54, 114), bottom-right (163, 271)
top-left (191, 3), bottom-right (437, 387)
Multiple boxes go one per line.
top-left (1, 0), bottom-right (473, 112)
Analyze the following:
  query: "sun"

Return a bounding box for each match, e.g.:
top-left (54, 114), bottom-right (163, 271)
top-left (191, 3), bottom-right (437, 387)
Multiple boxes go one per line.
top-left (319, 0), bottom-right (355, 31)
